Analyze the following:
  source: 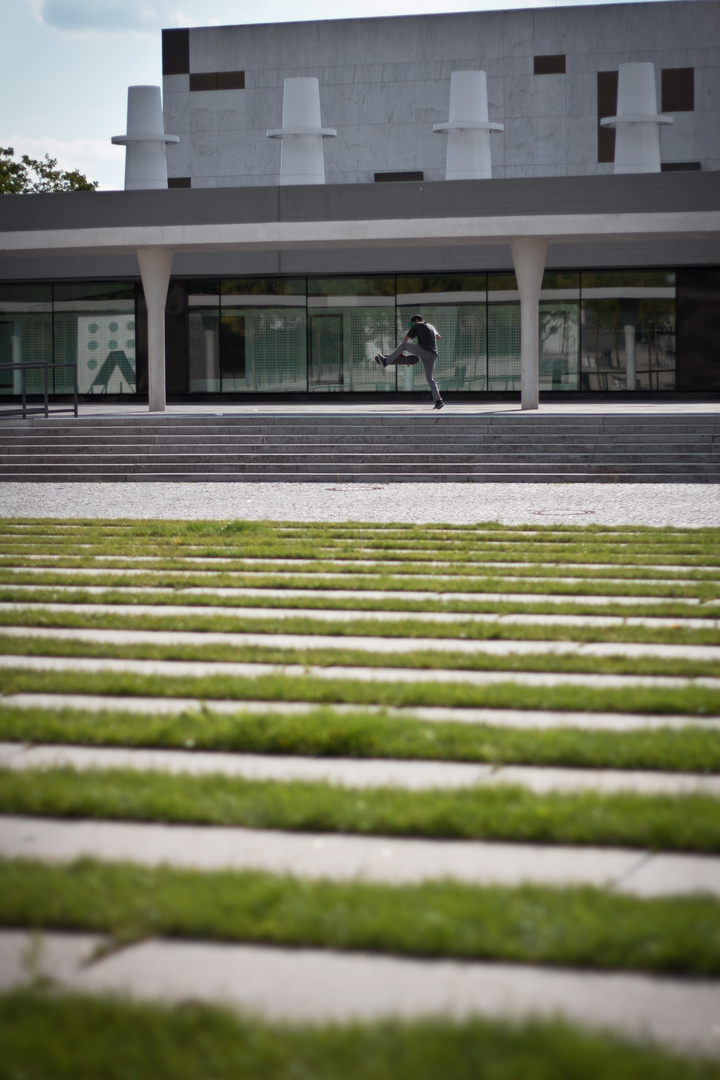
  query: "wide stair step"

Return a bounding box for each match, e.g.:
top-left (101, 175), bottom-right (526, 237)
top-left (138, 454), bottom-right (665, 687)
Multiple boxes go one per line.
top-left (1, 413), bottom-right (718, 483)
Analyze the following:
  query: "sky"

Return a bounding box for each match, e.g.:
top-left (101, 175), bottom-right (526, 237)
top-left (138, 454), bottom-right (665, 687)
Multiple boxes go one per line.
top-left (2, 0), bottom-right (671, 191)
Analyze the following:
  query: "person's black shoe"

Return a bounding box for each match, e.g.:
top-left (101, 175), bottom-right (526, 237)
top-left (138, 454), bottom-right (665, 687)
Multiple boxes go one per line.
top-left (374, 354), bottom-right (387, 368)
top-left (433, 400), bottom-right (445, 410)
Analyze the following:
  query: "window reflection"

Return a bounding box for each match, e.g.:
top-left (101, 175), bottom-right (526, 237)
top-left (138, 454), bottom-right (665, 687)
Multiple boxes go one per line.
top-left (397, 275), bottom-right (487, 392)
top-left (539, 272), bottom-right (580, 391)
top-left (188, 278), bottom-right (307, 392)
top-left (488, 274), bottom-right (521, 392)
top-left (54, 283), bottom-right (136, 395)
top-left (580, 271), bottom-right (676, 391)
top-left (0, 284), bottom-right (52, 395)
top-left (308, 277), bottom-right (395, 393)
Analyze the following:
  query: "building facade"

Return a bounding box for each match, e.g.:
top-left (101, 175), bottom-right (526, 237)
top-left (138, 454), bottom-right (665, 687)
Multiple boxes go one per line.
top-left (0, 1), bottom-right (718, 406)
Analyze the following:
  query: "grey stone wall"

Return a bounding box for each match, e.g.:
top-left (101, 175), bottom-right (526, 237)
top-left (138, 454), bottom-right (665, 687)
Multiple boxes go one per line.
top-left (163, 1), bottom-right (720, 188)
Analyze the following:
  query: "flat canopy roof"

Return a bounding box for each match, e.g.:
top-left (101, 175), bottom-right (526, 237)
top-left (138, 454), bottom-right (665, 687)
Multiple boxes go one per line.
top-left (1, 173), bottom-right (718, 260)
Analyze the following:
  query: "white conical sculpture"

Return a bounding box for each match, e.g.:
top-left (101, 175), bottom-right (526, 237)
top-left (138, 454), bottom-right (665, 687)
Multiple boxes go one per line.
top-left (112, 86), bottom-right (179, 190)
top-left (433, 71), bottom-right (504, 180)
top-left (267, 77), bottom-right (336, 185)
top-left (600, 63), bottom-right (672, 174)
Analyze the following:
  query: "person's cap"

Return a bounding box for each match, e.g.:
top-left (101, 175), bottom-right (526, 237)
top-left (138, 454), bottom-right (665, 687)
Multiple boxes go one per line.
top-left (410, 314), bottom-right (423, 322)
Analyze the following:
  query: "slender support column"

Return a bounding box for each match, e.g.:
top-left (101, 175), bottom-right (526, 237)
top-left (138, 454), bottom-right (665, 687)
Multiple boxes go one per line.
top-left (511, 237), bottom-right (548, 411)
top-left (137, 247), bottom-right (173, 413)
top-left (620, 300), bottom-right (639, 391)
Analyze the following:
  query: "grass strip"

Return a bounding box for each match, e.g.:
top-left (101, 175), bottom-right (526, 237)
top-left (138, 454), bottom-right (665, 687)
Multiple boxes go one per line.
top-left (3, 704), bottom-right (720, 773)
top-left (2, 586), bottom-right (716, 621)
top-left (2, 666), bottom-right (719, 716)
top-left (0, 568), bottom-right (714, 601)
top-left (3, 857), bottom-right (720, 975)
top-left (3, 607), bottom-right (720, 646)
top-left (1, 632), bottom-right (719, 679)
top-left (3, 991), bottom-right (719, 1080)
top-left (1, 767), bottom-right (718, 850)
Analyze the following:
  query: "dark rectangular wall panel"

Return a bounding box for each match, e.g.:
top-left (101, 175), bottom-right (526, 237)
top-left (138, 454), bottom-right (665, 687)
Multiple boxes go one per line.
top-left (190, 72), bottom-right (245, 91)
top-left (597, 71), bottom-right (618, 164)
top-left (162, 29), bottom-right (189, 76)
top-left (217, 71), bottom-right (245, 90)
top-left (676, 269), bottom-right (720, 390)
top-left (662, 68), bottom-right (695, 112)
top-left (534, 55), bottom-right (566, 75)
top-left (374, 172), bottom-right (424, 182)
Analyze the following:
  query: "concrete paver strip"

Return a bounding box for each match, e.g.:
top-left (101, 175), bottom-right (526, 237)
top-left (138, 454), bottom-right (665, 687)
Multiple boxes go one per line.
top-left (4, 693), bottom-right (719, 730)
top-left (1, 601), bottom-right (717, 631)
top-left (0, 928), bottom-right (717, 1055)
top-left (1, 653), bottom-right (719, 689)
top-left (0, 929), bottom-right (103, 991)
top-left (0, 569), bottom-right (702, 606)
top-left (3, 625), bottom-right (719, 662)
top-left (7, 555), bottom-right (716, 587)
top-left (4, 815), bottom-right (719, 897)
top-left (2, 742), bottom-right (718, 796)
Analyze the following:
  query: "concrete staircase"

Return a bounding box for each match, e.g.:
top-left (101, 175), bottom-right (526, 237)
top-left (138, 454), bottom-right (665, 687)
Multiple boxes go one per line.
top-left (1, 412), bottom-right (719, 482)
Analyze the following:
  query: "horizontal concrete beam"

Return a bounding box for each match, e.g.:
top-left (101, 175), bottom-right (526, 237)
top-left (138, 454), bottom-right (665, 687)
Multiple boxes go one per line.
top-left (1, 212), bottom-right (719, 259)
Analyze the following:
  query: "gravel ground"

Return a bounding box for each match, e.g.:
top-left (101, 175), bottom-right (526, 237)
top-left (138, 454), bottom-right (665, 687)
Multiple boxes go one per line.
top-left (0, 481), bottom-right (716, 527)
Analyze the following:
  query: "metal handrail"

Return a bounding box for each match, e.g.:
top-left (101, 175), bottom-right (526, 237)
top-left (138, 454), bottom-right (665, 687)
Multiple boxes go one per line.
top-left (0, 360), bottom-right (78, 420)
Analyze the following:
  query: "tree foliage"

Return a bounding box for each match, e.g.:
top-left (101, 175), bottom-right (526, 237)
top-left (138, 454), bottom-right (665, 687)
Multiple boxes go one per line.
top-left (0, 146), bottom-right (98, 194)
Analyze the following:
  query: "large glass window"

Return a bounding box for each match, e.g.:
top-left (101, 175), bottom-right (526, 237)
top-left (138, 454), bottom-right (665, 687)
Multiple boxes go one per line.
top-left (54, 282), bottom-right (136, 395)
top-left (397, 275), bottom-right (487, 392)
top-left (539, 272), bottom-right (580, 390)
top-left (189, 278), bottom-right (306, 392)
top-left (0, 284), bottom-right (52, 395)
top-left (581, 271), bottom-right (676, 391)
top-left (488, 273), bottom-right (521, 391)
top-left (307, 277), bottom-right (395, 393)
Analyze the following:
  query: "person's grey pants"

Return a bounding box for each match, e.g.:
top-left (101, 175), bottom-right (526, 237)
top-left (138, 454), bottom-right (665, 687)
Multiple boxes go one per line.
top-left (384, 342), bottom-right (442, 403)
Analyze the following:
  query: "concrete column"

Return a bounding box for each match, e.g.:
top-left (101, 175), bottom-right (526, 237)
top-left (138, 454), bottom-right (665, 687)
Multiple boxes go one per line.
top-left (619, 299), bottom-right (640, 390)
top-left (511, 237), bottom-right (548, 411)
top-left (137, 247), bottom-right (173, 413)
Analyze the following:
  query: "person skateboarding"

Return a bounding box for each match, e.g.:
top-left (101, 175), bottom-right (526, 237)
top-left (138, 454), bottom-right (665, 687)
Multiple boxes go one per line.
top-left (375, 314), bottom-right (444, 409)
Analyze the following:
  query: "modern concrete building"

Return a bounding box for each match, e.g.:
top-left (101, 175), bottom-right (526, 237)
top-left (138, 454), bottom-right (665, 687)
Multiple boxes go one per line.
top-left (0, 0), bottom-right (718, 410)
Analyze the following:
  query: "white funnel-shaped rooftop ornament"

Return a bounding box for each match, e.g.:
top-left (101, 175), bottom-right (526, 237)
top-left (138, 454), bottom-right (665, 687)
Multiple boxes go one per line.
top-left (112, 86), bottom-right (179, 190)
top-left (267, 77), bottom-right (336, 185)
top-left (433, 71), bottom-right (503, 180)
top-left (600, 63), bottom-right (672, 174)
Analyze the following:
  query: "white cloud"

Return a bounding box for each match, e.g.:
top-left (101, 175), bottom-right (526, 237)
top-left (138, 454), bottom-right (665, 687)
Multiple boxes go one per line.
top-left (29, 0), bottom-right (173, 34)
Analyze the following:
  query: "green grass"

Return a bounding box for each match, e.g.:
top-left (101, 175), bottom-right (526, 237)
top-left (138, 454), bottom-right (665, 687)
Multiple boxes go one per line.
top-left (3, 666), bottom-right (719, 716)
top-left (2, 632), bottom-right (720, 679)
top-left (3, 605), bottom-right (720, 646)
top-left (2, 858), bottom-right (719, 975)
top-left (2, 584), bottom-right (717, 622)
top-left (3, 704), bottom-right (720, 772)
top-left (1, 767), bottom-right (718, 850)
top-left (3, 991), bottom-right (719, 1080)
top-left (1, 567), bottom-right (715, 601)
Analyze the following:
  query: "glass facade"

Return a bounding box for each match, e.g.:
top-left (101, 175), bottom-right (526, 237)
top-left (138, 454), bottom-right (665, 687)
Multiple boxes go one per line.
top-left (0, 267), bottom-right (703, 399)
top-left (0, 282), bottom-right (137, 396)
top-left (580, 271), bottom-right (676, 391)
top-left (188, 278), bottom-right (306, 393)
